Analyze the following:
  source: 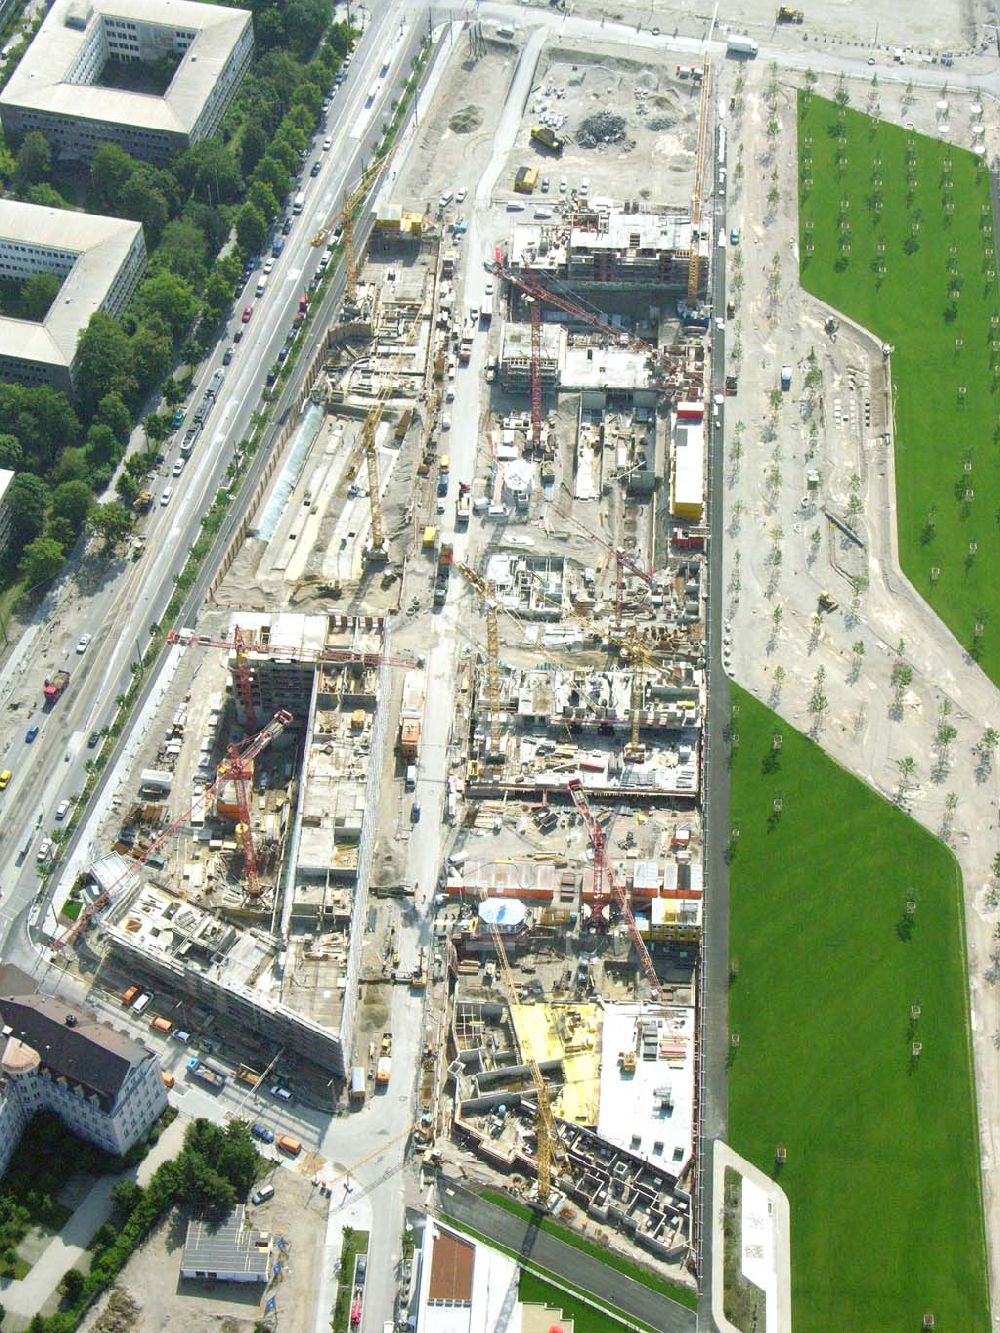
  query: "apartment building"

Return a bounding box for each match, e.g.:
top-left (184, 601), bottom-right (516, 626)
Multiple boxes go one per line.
top-left (0, 969), bottom-right (167, 1174)
top-left (0, 200), bottom-right (146, 392)
top-left (0, 0), bottom-right (253, 163)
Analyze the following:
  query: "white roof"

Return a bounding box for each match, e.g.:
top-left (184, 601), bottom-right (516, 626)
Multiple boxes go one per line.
top-left (2, 0), bottom-right (251, 136)
top-left (0, 201), bottom-right (142, 371)
top-left (0, 469), bottom-right (13, 507)
top-left (671, 417), bottom-right (704, 510)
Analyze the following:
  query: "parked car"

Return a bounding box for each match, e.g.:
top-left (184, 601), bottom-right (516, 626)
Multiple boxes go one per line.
top-left (75, 633), bottom-right (92, 654)
top-left (0, 770), bottom-right (11, 790)
top-left (36, 838), bottom-right (53, 863)
top-left (172, 458), bottom-right (185, 477)
top-left (251, 1123), bottom-right (275, 1143)
top-left (87, 731), bottom-right (101, 748)
top-left (55, 799), bottom-right (70, 821)
top-left (25, 726), bottom-right (39, 744)
top-left (251, 1185), bottom-right (275, 1205)
top-left (263, 256), bottom-right (275, 274)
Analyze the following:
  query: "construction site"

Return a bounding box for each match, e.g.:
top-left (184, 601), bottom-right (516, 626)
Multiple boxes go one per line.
top-left (47, 21), bottom-right (717, 1302)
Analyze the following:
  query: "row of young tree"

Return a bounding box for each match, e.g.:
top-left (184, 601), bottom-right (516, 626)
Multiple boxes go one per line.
top-left (0, 8), bottom-right (356, 592)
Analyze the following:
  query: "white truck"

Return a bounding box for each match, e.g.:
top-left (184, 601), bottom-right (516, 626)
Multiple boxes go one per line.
top-left (727, 34), bottom-right (759, 57)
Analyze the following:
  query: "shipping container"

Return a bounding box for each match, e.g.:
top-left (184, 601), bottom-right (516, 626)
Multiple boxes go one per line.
top-left (122, 985), bottom-right (140, 1007)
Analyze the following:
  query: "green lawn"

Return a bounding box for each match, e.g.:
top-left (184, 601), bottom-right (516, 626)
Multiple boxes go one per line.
top-left (727, 686), bottom-right (988, 1330)
top-left (479, 1187), bottom-right (698, 1309)
top-left (798, 91), bottom-right (1000, 679)
top-left (518, 1271), bottom-right (633, 1333)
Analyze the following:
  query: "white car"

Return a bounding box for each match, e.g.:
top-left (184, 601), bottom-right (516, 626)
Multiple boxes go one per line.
top-left (456, 187), bottom-right (467, 202)
top-left (541, 177), bottom-right (550, 192)
top-left (485, 280), bottom-right (494, 297)
top-left (172, 458), bottom-right (185, 477)
top-left (55, 799), bottom-right (70, 821)
top-left (75, 633), bottom-right (92, 654)
top-left (263, 256), bottom-right (275, 274)
top-left (323, 136), bottom-right (332, 151)
top-left (442, 414), bottom-right (451, 431)
top-left (160, 487), bottom-right (173, 506)
top-left (559, 176), bottom-right (567, 193)
top-left (36, 838), bottom-right (52, 864)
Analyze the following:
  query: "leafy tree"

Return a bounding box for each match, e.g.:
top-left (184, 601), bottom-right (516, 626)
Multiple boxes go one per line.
top-left (285, 0), bottom-right (328, 59)
top-left (76, 312), bottom-right (137, 414)
top-left (16, 271), bottom-right (60, 321)
top-left (183, 199), bottom-right (228, 255)
top-left (95, 391), bottom-right (132, 445)
top-left (24, 183), bottom-right (67, 210)
top-left (152, 218), bottom-right (209, 287)
top-left (7, 473), bottom-right (49, 549)
top-left (240, 120), bottom-right (268, 176)
top-left (236, 201), bottom-right (268, 254)
top-left (175, 138), bottom-right (242, 204)
top-left (19, 535), bottom-right (64, 587)
top-left (253, 154), bottom-right (291, 197)
top-left (115, 470), bottom-right (140, 506)
top-left (111, 1178), bottom-right (143, 1219)
top-left (58, 1267), bottom-right (84, 1302)
top-left (135, 270), bottom-right (198, 344)
top-left (15, 130), bottom-right (51, 187)
top-left (249, 176), bottom-right (280, 221)
top-left (88, 501), bottom-right (133, 551)
top-left (0, 433), bottom-right (22, 470)
top-left (46, 515), bottom-right (75, 550)
top-left (130, 324), bottom-right (172, 393)
top-left (119, 171), bottom-right (169, 245)
top-left (142, 411), bottom-right (171, 445)
top-left (50, 480), bottom-right (93, 535)
top-left (84, 423), bottom-right (119, 468)
top-left (51, 447), bottom-right (88, 485)
top-left (90, 144), bottom-right (134, 210)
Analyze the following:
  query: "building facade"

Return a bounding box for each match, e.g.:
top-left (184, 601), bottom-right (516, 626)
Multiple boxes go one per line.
top-left (0, 200), bottom-right (146, 392)
top-left (0, 976), bottom-right (167, 1176)
top-left (0, 0), bottom-right (253, 163)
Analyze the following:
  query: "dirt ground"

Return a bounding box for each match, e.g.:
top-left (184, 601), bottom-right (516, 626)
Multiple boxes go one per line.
top-left (79, 1170), bottom-right (325, 1333)
top-left (521, 0), bottom-right (993, 59)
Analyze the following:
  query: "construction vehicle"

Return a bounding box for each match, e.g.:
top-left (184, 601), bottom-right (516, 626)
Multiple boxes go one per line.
top-left (552, 505), bottom-right (654, 633)
top-left (726, 34), bottom-right (759, 56)
top-left (376, 1031), bottom-right (392, 1084)
top-left (530, 125), bottom-right (564, 153)
top-left (568, 778), bottom-right (664, 1002)
top-left (456, 491), bottom-right (471, 527)
top-left (776, 5), bottom-right (804, 20)
top-left (187, 1057), bottom-right (226, 1090)
top-left (235, 1064), bottom-right (263, 1088)
top-left (350, 1066), bottom-right (366, 1103)
top-left (133, 491), bottom-right (154, 514)
top-left (411, 947), bottom-right (427, 988)
top-left (818, 592), bottom-right (839, 613)
top-left (780, 365), bottom-right (793, 391)
top-left (514, 165), bottom-right (539, 194)
top-left (43, 670), bottom-right (70, 706)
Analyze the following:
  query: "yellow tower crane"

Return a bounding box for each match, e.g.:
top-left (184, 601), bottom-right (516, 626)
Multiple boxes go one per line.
top-left (484, 904), bottom-right (566, 1200)
top-left (456, 562), bottom-right (508, 763)
top-left (687, 53), bottom-right (713, 307)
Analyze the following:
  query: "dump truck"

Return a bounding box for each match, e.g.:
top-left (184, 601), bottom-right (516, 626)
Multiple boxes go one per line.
top-left (376, 1031), bottom-right (392, 1084)
top-left (530, 125), bottom-right (564, 152)
top-left (133, 490), bottom-right (154, 514)
top-left (43, 670), bottom-right (70, 706)
top-left (186, 1057), bottom-right (226, 1090)
top-left (726, 34), bottom-right (759, 56)
top-left (777, 6), bottom-right (804, 21)
top-left (235, 1064), bottom-right (263, 1088)
top-left (513, 165), bottom-right (539, 194)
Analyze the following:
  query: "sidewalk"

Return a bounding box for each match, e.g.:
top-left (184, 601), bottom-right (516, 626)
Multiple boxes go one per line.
top-left (711, 1141), bottom-right (792, 1333)
top-left (0, 1115), bottom-right (186, 1320)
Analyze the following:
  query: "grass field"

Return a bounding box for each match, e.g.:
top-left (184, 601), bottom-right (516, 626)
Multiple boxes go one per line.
top-left (479, 1187), bottom-right (698, 1309)
top-left (798, 91), bottom-right (1000, 681)
top-left (727, 685), bottom-right (988, 1331)
top-left (518, 1271), bottom-right (633, 1333)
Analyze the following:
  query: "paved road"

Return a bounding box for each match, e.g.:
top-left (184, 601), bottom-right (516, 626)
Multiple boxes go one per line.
top-left (698, 97), bottom-right (733, 1331)
top-left (435, 1179), bottom-right (697, 1333)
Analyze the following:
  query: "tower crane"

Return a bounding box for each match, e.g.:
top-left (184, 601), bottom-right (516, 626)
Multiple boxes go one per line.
top-left (568, 777), bottom-right (663, 999)
top-left (550, 505), bottom-right (654, 633)
top-left (456, 563), bottom-right (503, 762)
top-left (687, 53), bottom-right (713, 308)
top-left (621, 625), bottom-right (674, 761)
top-left (484, 905), bottom-right (565, 1200)
top-left (216, 709), bottom-right (293, 900)
top-left (51, 710), bottom-right (294, 954)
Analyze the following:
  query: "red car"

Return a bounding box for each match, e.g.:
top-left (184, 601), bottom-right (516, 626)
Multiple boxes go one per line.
top-left (241, 304), bottom-right (254, 323)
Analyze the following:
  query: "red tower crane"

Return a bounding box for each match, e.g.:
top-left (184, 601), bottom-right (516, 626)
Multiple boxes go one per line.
top-left (216, 709), bottom-right (292, 900)
top-left (51, 710), bottom-right (294, 954)
top-left (568, 777), bottom-right (662, 997)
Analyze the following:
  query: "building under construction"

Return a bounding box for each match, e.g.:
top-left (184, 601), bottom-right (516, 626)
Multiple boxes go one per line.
top-left (507, 205), bottom-right (700, 294)
top-left (98, 612), bottom-right (398, 1078)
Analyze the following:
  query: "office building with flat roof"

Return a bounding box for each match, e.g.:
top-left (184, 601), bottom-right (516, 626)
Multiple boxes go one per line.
top-left (0, 200), bottom-right (145, 392)
top-left (0, 0), bottom-right (253, 163)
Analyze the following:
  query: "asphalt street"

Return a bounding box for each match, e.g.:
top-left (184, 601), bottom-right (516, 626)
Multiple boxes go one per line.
top-left (436, 1179), bottom-right (697, 1333)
